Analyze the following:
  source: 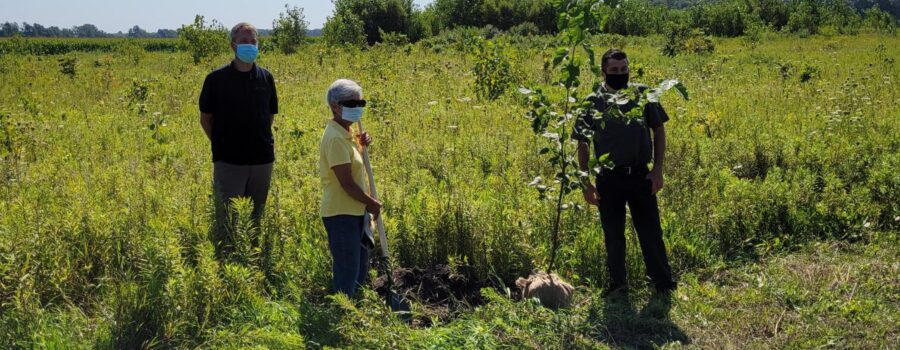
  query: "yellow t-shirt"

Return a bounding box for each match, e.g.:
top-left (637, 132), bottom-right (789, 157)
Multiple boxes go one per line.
top-left (319, 119), bottom-right (369, 217)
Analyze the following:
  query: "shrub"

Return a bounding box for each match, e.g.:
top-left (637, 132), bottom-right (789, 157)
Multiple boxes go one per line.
top-left (116, 39), bottom-right (145, 65)
top-left (177, 15), bottom-right (228, 64)
top-left (602, 0), bottom-right (666, 36)
top-left (692, 1), bottom-right (748, 37)
top-left (863, 5), bottom-right (897, 34)
top-left (662, 23), bottom-right (715, 56)
top-left (271, 5), bottom-right (309, 54)
top-left (378, 28), bottom-right (410, 46)
top-left (507, 21), bottom-right (542, 36)
top-left (322, 12), bottom-right (367, 47)
top-left (327, 0), bottom-right (424, 45)
top-left (786, 0), bottom-right (821, 35)
top-left (472, 38), bottom-right (518, 100)
top-left (58, 56), bottom-right (76, 78)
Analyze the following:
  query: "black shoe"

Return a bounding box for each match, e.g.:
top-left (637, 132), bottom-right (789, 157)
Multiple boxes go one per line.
top-left (602, 284), bottom-right (629, 299)
top-left (654, 282), bottom-right (677, 295)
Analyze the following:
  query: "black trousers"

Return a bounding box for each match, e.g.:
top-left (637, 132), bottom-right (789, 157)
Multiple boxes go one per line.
top-left (596, 172), bottom-right (675, 290)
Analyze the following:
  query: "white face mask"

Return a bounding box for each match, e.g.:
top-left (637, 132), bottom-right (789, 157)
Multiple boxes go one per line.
top-left (341, 107), bottom-right (364, 123)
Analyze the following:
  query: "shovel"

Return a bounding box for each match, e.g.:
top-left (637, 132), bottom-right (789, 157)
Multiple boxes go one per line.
top-left (357, 121), bottom-right (412, 319)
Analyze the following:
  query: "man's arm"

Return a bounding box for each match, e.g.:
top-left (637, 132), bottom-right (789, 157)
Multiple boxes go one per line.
top-left (577, 141), bottom-right (591, 174)
top-left (577, 141), bottom-right (599, 206)
top-left (647, 125), bottom-right (666, 194)
top-left (200, 112), bottom-right (213, 141)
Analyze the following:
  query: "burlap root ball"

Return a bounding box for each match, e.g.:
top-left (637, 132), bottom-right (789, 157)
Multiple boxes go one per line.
top-left (515, 272), bottom-right (574, 310)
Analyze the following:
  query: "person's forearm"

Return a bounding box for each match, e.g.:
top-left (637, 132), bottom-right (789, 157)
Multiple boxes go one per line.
top-left (577, 142), bottom-right (590, 172)
top-left (342, 182), bottom-right (378, 207)
top-left (577, 142), bottom-right (594, 187)
top-left (200, 113), bottom-right (213, 140)
top-left (652, 126), bottom-right (666, 173)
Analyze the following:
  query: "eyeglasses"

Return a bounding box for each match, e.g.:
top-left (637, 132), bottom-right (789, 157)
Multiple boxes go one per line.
top-left (338, 99), bottom-right (367, 108)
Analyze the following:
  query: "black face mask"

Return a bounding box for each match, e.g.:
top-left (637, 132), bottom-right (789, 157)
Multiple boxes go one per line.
top-left (605, 73), bottom-right (629, 91)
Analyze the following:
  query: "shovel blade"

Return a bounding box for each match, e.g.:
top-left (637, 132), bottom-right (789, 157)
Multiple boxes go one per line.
top-left (386, 290), bottom-right (412, 323)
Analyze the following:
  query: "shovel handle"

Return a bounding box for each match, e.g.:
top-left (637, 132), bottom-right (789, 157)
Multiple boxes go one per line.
top-left (358, 121), bottom-right (389, 258)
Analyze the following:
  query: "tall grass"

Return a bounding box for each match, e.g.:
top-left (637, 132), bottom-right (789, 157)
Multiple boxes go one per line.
top-left (0, 33), bottom-right (897, 347)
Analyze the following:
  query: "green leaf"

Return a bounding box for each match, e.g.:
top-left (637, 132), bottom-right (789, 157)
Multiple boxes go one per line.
top-left (582, 42), bottom-right (596, 68)
top-left (552, 47), bottom-right (569, 67)
top-left (673, 81), bottom-right (690, 100)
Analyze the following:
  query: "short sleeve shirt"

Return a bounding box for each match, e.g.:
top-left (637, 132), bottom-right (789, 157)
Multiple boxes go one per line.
top-left (319, 120), bottom-right (369, 217)
top-left (571, 83), bottom-right (669, 167)
top-left (199, 62), bottom-right (278, 165)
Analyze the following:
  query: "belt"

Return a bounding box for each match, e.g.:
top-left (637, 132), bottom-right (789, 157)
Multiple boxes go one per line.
top-left (599, 165), bottom-right (649, 176)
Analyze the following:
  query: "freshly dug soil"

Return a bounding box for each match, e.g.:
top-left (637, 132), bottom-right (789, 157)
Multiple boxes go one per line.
top-left (373, 264), bottom-right (491, 327)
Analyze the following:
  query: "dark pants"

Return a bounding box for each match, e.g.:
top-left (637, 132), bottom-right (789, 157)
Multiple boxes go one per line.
top-left (596, 171), bottom-right (675, 290)
top-left (212, 161), bottom-right (273, 258)
top-left (322, 215), bottom-right (370, 297)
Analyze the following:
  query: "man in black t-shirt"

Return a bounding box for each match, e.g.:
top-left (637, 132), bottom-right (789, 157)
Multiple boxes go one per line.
top-left (199, 22), bottom-right (278, 257)
top-left (574, 49), bottom-right (676, 296)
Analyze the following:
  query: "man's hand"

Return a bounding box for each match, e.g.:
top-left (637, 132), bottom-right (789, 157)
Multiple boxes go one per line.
top-left (582, 184), bottom-right (600, 206)
top-left (200, 112), bottom-right (213, 141)
top-left (366, 199), bottom-right (383, 219)
top-left (647, 169), bottom-right (664, 194)
top-left (357, 131), bottom-right (372, 147)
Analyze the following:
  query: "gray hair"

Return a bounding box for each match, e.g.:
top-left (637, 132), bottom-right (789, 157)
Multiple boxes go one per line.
top-left (230, 22), bottom-right (258, 43)
top-left (326, 79), bottom-right (363, 105)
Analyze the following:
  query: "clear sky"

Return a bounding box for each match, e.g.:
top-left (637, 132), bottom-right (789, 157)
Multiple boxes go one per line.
top-left (0, 0), bottom-right (434, 33)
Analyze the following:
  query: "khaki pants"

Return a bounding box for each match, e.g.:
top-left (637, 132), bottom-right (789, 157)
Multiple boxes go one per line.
top-left (212, 161), bottom-right (273, 258)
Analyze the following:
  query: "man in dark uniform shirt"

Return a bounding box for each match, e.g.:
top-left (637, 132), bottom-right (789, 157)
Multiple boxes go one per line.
top-left (574, 49), bottom-right (677, 296)
top-left (199, 22), bottom-right (278, 258)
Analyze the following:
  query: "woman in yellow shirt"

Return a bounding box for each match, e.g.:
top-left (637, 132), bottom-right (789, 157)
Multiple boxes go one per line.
top-left (318, 79), bottom-right (381, 297)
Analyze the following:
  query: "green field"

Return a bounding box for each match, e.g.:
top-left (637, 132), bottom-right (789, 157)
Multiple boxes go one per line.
top-left (1, 33), bottom-right (898, 348)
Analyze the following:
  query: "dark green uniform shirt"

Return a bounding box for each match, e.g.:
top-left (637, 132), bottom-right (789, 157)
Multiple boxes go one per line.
top-left (571, 83), bottom-right (669, 167)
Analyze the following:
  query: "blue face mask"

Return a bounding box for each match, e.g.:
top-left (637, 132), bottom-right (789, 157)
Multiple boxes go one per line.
top-left (236, 44), bottom-right (258, 63)
top-left (341, 107), bottom-right (364, 123)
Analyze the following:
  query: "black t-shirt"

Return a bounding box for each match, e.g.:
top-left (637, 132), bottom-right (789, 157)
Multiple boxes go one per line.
top-left (571, 84), bottom-right (669, 168)
top-left (199, 62), bottom-right (278, 165)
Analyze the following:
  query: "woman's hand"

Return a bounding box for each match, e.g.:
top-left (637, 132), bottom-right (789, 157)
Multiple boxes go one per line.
top-left (582, 184), bottom-right (600, 206)
top-left (357, 132), bottom-right (373, 147)
top-left (366, 199), bottom-right (383, 219)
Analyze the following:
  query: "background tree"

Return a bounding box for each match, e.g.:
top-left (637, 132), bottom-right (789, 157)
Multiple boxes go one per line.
top-left (177, 15), bottom-right (228, 64)
top-left (156, 29), bottom-right (178, 38)
top-left (322, 11), bottom-right (368, 47)
top-left (272, 4), bottom-right (309, 54)
top-left (127, 25), bottom-right (150, 38)
top-left (73, 24), bottom-right (105, 37)
top-left (326, 0), bottom-right (424, 45)
top-left (864, 4), bottom-right (898, 33)
top-left (0, 22), bottom-right (20, 37)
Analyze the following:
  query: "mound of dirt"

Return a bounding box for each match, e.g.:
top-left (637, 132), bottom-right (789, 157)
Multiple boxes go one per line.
top-left (373, 264), bottom-right (490, 327)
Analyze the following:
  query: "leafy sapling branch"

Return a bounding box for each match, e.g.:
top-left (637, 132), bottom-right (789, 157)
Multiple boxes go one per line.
top-left (520, 0), bottom-right (604, 274)
top-left (521, 0), bottom-right (689, 274)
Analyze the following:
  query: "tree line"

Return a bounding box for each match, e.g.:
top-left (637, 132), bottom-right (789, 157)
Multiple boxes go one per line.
top-left (0, 22), bottom-right (180, 38)
top-left (2, 0), bottom-right (896, 44)
top-left (321, 0), bottom-right (898, 45)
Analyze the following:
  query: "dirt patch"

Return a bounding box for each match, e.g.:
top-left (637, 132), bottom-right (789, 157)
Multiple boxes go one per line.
top-left (373, 264), bottom-right (493, 327)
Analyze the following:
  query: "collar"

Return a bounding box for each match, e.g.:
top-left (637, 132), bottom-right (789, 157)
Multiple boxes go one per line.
top-left (229, 60), bottom-right (258, 78)
top-left (600, 83), bottom-right (619, 94)
top-left (599, 82), bottom-right (637, 96)
top-left (327, 119), bottom-right (353, 139)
